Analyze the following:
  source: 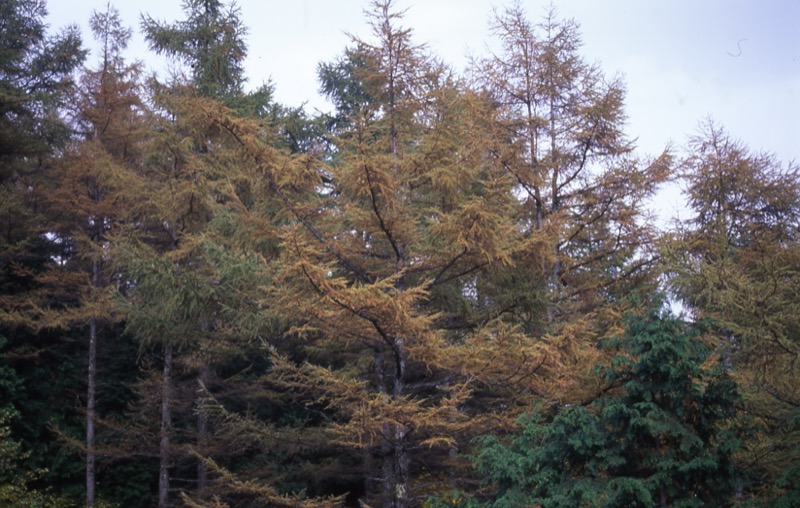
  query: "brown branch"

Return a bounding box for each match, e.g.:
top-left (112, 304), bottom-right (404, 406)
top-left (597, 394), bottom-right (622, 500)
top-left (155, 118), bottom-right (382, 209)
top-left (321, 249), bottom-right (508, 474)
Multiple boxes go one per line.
top-left (298, 263), bottom-right (403, 385)
top-left (363, 160), bottom-right (403, 262)
top-left (431, 246), bottom-right (468, 285)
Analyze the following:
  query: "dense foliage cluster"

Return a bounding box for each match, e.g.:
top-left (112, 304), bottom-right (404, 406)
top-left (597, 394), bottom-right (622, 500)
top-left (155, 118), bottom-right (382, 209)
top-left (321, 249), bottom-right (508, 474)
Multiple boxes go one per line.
top-left (0, 1), bottom-right (797, 507)
top-left (458, 307), bottom-right (741, 508)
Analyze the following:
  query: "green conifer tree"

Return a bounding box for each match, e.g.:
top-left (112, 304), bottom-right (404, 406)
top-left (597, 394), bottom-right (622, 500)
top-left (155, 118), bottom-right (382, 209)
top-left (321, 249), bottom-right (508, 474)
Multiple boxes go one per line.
top-left (0, 0), bottom-right (85, 502)
top-left (459, 302), bottom-right (741, 508)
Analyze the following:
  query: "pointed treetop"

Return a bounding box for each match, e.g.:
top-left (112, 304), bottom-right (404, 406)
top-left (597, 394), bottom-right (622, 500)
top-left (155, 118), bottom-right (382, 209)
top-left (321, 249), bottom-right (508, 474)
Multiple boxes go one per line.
top-left (141, 0), bottom-right (248, 99)
top-left (90, 4), bottom-right (133, 69)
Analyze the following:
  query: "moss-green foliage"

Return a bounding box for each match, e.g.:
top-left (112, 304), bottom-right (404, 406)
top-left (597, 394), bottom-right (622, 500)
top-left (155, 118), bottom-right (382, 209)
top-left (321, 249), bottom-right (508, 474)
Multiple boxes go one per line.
top-left (453, 303), bottom-right (741, 507)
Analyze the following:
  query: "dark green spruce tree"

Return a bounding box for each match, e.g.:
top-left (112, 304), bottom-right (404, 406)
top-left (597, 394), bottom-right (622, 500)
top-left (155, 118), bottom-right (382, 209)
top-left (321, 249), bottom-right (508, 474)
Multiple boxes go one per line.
top-left (0, 0), bottom-right (85, 504)
top-left (455, 302), bottom-right (741, 508)
top-left (141, 0), bottom-right (246, 100)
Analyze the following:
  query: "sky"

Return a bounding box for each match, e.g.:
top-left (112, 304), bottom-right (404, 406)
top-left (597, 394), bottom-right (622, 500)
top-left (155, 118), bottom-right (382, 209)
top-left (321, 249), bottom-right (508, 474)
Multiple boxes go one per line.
top-left (45, 0), bottom-right (800, 221)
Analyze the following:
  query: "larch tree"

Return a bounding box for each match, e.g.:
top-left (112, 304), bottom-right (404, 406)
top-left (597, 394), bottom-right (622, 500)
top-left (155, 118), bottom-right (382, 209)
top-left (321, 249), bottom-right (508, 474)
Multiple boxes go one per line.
top-left (108, 89), bottom-right (346, 508)
top-left (472, 3), bottom-right (669, 334)
top-left (109, 93), bottom-right (225, 507)
top-left (35, 6), bottom-right (148, 506)
top-left (133, 1), bottom-right (267, 503)
top-left (662, 120), bottom-right (800, 503)
top-left (190, 1), bottom-right (565, 506)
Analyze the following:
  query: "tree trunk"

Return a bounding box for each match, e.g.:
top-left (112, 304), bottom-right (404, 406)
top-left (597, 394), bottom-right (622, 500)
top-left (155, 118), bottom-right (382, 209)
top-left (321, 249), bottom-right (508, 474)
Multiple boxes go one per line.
top-left (196, 362), bottom-right (210, 497)
top-left (381, 437), bottom-right (394, 508)
top-left (86, 316), bottom-right (97, 507)
top-left (159, 343), bottom-right (173, 508)
top-left (86, 258), bottom-right (99, 507)
top-left (393, 425), bottom-right (410, 508)
top-left (380, 425), bottom-right (410, 508)
top-left (367, 344), bottom-right (386, 506)
top-left (380, 338), bottom-right (409, 508)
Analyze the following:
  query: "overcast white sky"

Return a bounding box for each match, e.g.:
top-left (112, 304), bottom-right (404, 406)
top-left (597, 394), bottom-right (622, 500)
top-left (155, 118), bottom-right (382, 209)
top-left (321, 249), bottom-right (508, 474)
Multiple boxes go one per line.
top-left (46, 0), bottom-right (799, 220)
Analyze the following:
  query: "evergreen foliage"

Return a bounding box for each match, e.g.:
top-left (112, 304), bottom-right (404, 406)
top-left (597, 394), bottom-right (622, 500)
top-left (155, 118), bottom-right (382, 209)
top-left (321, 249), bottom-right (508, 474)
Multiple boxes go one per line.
top-left (141, 0), bottom-right (247, 100)
top-left (0, 0), bottom-right (84, 175)
top-left (0, 0), bottom-right (87, 505)
top-left (459, 303), bottom-right (741, 507)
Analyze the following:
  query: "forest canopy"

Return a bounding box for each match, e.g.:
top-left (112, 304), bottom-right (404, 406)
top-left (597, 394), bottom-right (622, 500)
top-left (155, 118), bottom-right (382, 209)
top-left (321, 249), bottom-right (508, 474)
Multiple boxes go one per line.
top-left (1, 1), bottom-right (797, 507)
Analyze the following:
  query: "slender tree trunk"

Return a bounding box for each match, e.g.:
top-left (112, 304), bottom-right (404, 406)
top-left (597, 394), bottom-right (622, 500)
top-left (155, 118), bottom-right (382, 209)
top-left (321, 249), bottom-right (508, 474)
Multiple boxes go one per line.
top-left (525, 94), bottom-right (543, 231)
top-left (159, 343), bottom-right (173, 508)
top-left (381, 426), bottom-right (410, 508)
top-left (547, 98), bottom-right (561, 323)
top-left (86, 317), bottom-right (97, 507)
top-left (196, 362), bottom-right (210, 497)
top-left (381, 437), bottom-right (394, 508)
top-left (380, 426), bottom-right (410, 508)
top-left (86, 259), bottom-right (99, 507)
top-left (375, 342), bottom-right (406, 508)
top-left (374, 344), bottom-right (393, 508)
top-left (392, 425), bottom-right (410, 508)
top-left (380, 339), bottom-right (409, 508)
top-left (367, 344), bottom-right (385, 506)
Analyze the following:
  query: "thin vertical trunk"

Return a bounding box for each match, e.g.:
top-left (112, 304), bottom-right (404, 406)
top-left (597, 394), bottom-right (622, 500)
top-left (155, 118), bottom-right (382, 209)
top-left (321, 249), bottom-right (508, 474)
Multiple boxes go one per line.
top-left (392, 338), bottom-right (409, 508)
top-left (380, 426), bottom-right (410, 508)
top-left (86, 259), bottom-right (99, 507)
top-left (375, 343), bottom-right (394, 508)
top-left (86, 318), bottom-right (97, 507)
top-left (380, 339), bottom-right (409, 508)
top-left (392, 425), bottom-right (410, 508)
top-left (547, 95), bottom-right (561, 323)
top-left (381, 37), bottom-right (409, 497)
top-left (380, 425), bottom-right (410, 508)
top-left (368, 343), bottom-right (386, 506)
top-left (380, 441), bottom-right (394, 508)
top-left (383, 7), bottom-right (398, 166)
top-left (196, 362), bottom-right (210, 497)
top-left (525, 93), bottom-right (543, 231)
top-left (734, 477), bottom-right (743, 499)
top-left (159, 343), bottom-right (173, 508)
top-left (549, 95), bottom-right (560, 278)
